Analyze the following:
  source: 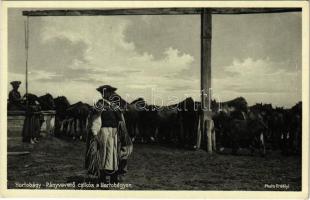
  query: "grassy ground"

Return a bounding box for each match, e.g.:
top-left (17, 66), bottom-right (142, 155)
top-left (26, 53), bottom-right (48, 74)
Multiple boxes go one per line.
top-left (7, 135), bottom-right (301, 191)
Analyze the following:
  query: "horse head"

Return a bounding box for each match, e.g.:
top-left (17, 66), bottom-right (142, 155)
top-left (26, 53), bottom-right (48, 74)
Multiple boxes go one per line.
top-left (38, 93), bottom-right (55, 110)
top-left (24, 93), bottom-right (39, 105)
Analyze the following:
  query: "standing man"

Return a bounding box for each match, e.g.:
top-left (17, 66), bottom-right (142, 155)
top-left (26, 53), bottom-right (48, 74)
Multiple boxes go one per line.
top-left (86, 85), bottom-right (133, 184)
top-left (8, 81), bottom-right (25, 110)
top-left (8, 81), bottom-right (42, 144)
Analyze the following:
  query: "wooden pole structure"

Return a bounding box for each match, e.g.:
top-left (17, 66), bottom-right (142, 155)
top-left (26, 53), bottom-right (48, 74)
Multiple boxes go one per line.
top-left (22, 7), bottom-right (301, 152)
top-left (22, 8), bottom-right (301, 16)
top-left (201, 8), bottom-right (213, 153)
top-left (24, 17), bottom-right (29, 112)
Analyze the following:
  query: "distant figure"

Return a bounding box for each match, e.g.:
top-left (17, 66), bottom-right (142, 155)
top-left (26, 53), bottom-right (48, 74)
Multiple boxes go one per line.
top-left (8, 81), bottom-right (25, 110)
top-left (8, 81), bottom-right (42, 143)
top-left (86, 85), bottom-right (133, 184)
top-left (22, 93), bottom-right (42, 144)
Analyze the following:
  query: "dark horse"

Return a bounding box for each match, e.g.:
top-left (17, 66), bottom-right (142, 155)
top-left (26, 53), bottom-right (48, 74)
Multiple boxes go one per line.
top-left (54, 96), bottom-right (70, 137)
top-left (212, 97), bottom-right (248, 113)
top-left (177, 97), bottom-right (201, 149)
top-left (156, 103), bottom-right (179, 144)
top-left (38, 93), bottom-right (55, 111)
top-left (123, 98), bottom-right (141, 142)
top-left (23, 93), bottom-right (40, 107)
top-left (213, 97), bottom-right (266, 156)
top-left (131, 98), bottom-right (159, 143)
top-left (66, 101), bottom-right (90, 140)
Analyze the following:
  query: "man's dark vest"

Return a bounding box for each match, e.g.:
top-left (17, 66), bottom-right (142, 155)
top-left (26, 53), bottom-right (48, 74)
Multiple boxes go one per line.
top-left (101, 106), bottom-right (122, 128)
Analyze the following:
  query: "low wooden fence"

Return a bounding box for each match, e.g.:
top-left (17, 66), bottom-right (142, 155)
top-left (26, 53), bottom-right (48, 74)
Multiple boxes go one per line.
top-left (7, 110), bottom-right (56, 138)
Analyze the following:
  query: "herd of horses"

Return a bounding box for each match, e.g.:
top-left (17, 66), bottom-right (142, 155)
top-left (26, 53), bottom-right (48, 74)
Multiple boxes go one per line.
top-left (20, 92), bottom-right (302, 157)
top-left (213, 98), bottom-right (302, 156)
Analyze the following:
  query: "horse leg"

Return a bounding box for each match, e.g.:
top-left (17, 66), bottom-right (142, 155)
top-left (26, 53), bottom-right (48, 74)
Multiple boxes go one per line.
top-left (80, 118), bottom-right (84, 141)
top-left (84, 117), bottom-right (89, 141)
top-left (154, 127), bottom-right (159, 142)
top-left (76, 118), bottom-right (81, 140)
top-left (212, 129), bottom-right (216, 152)
top-left (141, 123), bottom-right (145, 143)
top-left (58, 119), bottom-right (62, 136)
top-left (132, 122), bottom-right (136, 142)
top-left (81, 117), bottom-right (86, 141)
top-left (66, 120), bottom-right (70, 137)
top-left (231, 137), bottom-right (239, 155)
top-left (260, 132), bottom-right (266, 157)
top-left (76, 118), bottom-right (82, 140)
top-left (135, 123), bottom-right (140, 142)
top-left (65, 120), bottom-right (70, 136)
top-left (70, 119), bottom-right (76, 140)
top-left (179, 120), bottom-right (184, 146)
top-left (50, 116), bottom-right (55, 135)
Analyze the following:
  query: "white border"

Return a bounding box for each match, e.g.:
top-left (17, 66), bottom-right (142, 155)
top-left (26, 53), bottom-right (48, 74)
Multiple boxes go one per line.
top-left (0, 1), bottom-right (309, 198)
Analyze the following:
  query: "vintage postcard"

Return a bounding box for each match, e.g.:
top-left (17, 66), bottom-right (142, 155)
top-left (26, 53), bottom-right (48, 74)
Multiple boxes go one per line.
top-left (0, 1), bottom-right (309, 198)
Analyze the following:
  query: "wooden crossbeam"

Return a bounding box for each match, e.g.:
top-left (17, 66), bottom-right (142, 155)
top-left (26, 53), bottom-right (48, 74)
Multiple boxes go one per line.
top-left (22, 8), bottom-right (301, 16)
top-left (212, 8), bottom-right (302, 14)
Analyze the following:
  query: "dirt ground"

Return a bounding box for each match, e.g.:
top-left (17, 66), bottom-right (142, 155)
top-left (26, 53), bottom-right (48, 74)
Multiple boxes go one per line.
top-left (7, 135), bottom-right (301, 191)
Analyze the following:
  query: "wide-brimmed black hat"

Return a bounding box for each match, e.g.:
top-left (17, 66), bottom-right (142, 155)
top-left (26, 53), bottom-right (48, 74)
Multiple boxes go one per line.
top-left (10, 81), bottom-right (21, 87)
top-left (96, 85), bottom-right (117, 94)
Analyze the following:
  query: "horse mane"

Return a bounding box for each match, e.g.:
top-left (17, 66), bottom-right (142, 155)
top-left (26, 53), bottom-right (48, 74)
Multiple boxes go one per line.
top-left (177, 97), bottom-right (195, 111)
top-left (54, 96), bottom-right (70, 107)
top-left (221, 97), bottom-right (248, 112)
top-left (160, 102), bottom-right (179, 111)
top-left (130, 98), bottom-right (145, 105)
top-left (25, 93), bottom-right (38, 101)
top-left (69, 101), bottom-right (83, 107)
top-left (40, 93), bottom-right (52, 98)
top-left (37, 93), bottom-right (55, 110)
top-left (38, 93), bottom-right (53, 102)
top-left (25, 93), bottom-right (38, 97)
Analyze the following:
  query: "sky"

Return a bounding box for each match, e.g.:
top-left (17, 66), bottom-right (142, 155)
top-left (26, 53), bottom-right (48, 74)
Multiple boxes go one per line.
top-left (8, 9), bottom-right (302, 107)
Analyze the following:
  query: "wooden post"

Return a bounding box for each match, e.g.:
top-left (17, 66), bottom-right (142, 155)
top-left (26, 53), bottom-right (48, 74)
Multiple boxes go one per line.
top-left (201, 8), bottom-right (213, 153)
top-left (24, 17), bottom-right (29, 112)
top-left (196, 113), bottom-right (201, 149)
